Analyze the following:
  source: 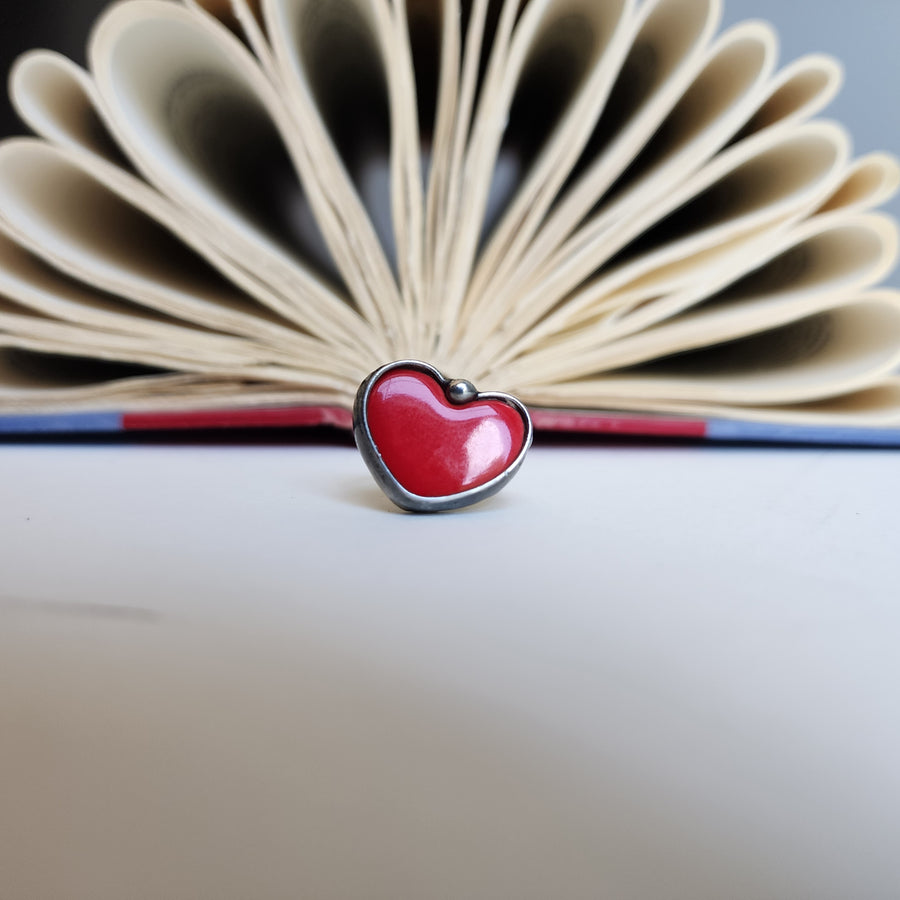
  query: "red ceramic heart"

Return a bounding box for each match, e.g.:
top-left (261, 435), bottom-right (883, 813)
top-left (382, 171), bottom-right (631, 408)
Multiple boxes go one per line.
top-left (363, 366), bottom-right (528, 499)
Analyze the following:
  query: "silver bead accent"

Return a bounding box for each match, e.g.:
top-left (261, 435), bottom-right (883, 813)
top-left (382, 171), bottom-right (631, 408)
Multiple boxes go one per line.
top-left (447, 379), bottom-right (478, 404)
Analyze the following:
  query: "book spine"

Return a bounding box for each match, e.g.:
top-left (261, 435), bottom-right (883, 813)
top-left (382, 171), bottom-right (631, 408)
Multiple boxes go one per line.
top-left (528, 409), bottom-right (706, 437)
top-left (0, 406), bottom-right (353, 434)
top-left (0, 411), bottom-right (123, 434)
top-left (704, 418), bottom-right (900, 446)
top-left (122, 407), bottom-right (354, 431)
top-left (3, 406), bottom-right (900, 445)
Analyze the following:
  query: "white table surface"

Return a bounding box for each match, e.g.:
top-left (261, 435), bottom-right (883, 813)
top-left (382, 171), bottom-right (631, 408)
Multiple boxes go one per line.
top-left (1, 439), bottom-right (899, 899)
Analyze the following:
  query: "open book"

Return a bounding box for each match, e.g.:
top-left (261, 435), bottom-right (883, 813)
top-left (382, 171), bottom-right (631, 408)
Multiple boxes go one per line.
top-left (1, 0), bottom-right (899, 443)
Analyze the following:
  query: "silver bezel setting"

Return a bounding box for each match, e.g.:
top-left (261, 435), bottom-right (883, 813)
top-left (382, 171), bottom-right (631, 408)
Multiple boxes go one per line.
top-left (353, 360), bottom-right (533, 513)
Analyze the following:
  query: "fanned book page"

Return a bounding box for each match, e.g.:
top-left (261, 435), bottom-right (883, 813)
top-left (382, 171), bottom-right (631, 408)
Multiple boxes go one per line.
top-left (1, 0), bottom-right (899, 442)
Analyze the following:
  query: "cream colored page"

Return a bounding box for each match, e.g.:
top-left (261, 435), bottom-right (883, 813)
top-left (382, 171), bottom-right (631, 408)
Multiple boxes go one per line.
top-left (432, 0), bottom-right (522, 354)
top-left (0, 309), bottom-right (296, 381)
top-left (466, 0), bottom-right (721, 332)
top-left (10, 51), bottom-right (133, 167)
top-left (373, 0), bottom-right (428, 337)
top-left (468, 119), bottom-right (851, 377)
top-left (528, 378), bottom-right (900, 427)
top-left (187, 0), bottom-right (282, 80)
top-left (0, 141), bottom-right (330, 361)
top-left (543, 152), bottom-right (900, 343)
top-left (492, 149), bottom-right (900, 388)
top-left (0, 235), bottom-right (364, 398)
top-left (261, 0), bottom-right (410, 350)
top-left (419, 0), bottom-right (463, 352)
top-left (427, 0), bottom-right (489, 334)
top-left (462, 0), bottom-right (638, 307)
top-left (0, 146), bottom-right (375, 387)
top-left (590, 210), bottom-right (895, 342)
top-left (513, 50), bottom-right (842, 317)
top-left (516, 294), bottom-right (900, 408)
top-left (88, 1), bottom-right (388, 359)
top-left (817, 153), bottom-right (900, 216)
top-left (0, 347), bottom-right (348, 412)
top-left (434, 0), bottom-right (649, 362)
top-left (499, 214), bottom-right (897, 385)
top-left (454, 20), bottom-right (782, 368)
top-left (7, 49), bottom-right (362, 354)
top-left (0, 230), bottom-right (267, 347)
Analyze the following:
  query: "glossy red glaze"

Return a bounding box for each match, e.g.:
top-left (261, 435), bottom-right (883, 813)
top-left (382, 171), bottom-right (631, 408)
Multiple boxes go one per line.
top-left (366, 368), bottom-right (526, 497)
